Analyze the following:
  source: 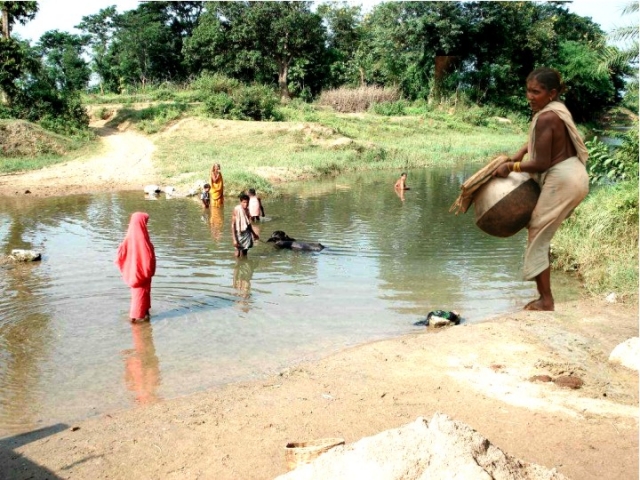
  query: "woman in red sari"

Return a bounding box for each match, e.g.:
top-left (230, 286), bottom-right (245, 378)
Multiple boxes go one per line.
top-left (116, 212), bottom-right (156, 322)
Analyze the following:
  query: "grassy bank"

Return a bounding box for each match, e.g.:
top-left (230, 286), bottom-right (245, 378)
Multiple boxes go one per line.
top-left (151, 106), bottom-right (526, 196)
top-left (0, 120), bottom-right (97, 174)
top-left (552, 180), bottom-right (639, 299)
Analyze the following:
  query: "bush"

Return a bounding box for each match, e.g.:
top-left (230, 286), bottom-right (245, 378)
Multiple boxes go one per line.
top-left (552, 180), bottom-right (638, 297)
top-left (614, 121), bottom-right (639, 179)
top-left (204, 92), bottom-right (235, 117)
top-left (202, 84), bottom-right (280, 121)
top-left (586, 135), bottom-right (637, 185)
top-left (370, 100), bottom-right (407, 116)
top-left (191, 73), bottom-right (241, 96)
top-left (231, 85), bottom-right (280, 121)
top-left (150, 88), bottom-right (176, 101)
top-left (105, 103), bottom-right (189, 133)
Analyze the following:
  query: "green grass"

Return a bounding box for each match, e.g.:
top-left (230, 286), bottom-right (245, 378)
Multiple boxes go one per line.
top-left (151, 106), bottom-right (527, 196)
top-left (552, 180), bottom-right (639, 298)
top-left (0, 119), bottom-right (97, 174)
top-left (104, 102), bottom-right (194, 134)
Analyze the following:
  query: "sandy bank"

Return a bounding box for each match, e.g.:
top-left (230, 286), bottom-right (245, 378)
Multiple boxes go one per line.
top-left (1, 298), bottom-right (637, 479)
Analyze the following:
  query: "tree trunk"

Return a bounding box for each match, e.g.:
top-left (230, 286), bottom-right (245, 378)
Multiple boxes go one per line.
top-left (278, 61), bottom-right (290, 101)
top-left (2, 7), bottom-right (9, 39)
top-left (0, 6), bottom-right (8, 105)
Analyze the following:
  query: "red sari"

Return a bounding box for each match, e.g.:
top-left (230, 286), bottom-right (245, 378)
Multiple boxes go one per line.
top-left (115, 212), bottom-right (156, 320)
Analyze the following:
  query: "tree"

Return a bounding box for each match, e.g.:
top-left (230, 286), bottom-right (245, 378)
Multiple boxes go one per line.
top-left (355, 1), bottom-right (471, 100)
top-left (0, 1), bottom-right (37, 105)
top-left (0, 1), bottom-right (37, 39)
top-left (36, 30), bottom-right (91, 92)
top-left (77, 6), bottom-right (119, 93)
top-left (185, 1), bottom-right (327, 100)
top-left (110, 5), bottom-right (181, 88)
top-left (317, 2), bottom-right (363, 88)
top-left (599, 1), bottom-right (639, 109)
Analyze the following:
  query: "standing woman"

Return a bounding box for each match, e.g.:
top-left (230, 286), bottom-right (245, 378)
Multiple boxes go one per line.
top-left (116, 212), bottom-right (156, 322)
top-left (493, 67), bottom-right (589, 311)
top-left (210, 163), bottom-right (224, 207)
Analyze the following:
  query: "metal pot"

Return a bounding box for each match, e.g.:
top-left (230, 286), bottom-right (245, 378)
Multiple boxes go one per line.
top-left (473, 172), bottom-right (541, 238)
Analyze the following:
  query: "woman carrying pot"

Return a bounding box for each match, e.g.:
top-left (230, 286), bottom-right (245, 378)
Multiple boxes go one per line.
top-left (493, 67), bottom-right (589, 311)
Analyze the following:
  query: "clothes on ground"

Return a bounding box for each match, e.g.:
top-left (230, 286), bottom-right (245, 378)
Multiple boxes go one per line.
top-left (523, 156), bottom-right (588, 280)
top-left (234, 204), bottom-right (254, 250)
top-left (115, 212), bottom-right (156, 319)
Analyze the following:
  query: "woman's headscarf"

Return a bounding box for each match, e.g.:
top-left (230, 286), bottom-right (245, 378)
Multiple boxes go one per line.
top-left (116, 212), bottom-right (156, 287)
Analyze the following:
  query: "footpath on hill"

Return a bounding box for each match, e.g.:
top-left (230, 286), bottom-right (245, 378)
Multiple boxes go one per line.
top-left (0, 120), bottom-right (159, 197)
top-left (0, 122), bottom-right (637, 479)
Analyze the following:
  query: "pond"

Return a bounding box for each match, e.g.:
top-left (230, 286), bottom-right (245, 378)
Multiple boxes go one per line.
top-left (0, 167), bottom-right (581, 437)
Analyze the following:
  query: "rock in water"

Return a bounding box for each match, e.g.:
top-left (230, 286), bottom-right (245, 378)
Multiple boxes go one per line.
top-left (9, 249), bottom-right (42, 262)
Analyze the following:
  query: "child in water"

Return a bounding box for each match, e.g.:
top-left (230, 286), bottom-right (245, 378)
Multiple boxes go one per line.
top-left (116, 212), bottom-right (156, 322)
top-left (201, 183), bottom-right (211, 208)
top-left (248, 188), bottom-right (265, 221)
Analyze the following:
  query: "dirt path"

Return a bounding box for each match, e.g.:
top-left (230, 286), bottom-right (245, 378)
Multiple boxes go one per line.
top-left (0, 122), bottom-right (160, 197)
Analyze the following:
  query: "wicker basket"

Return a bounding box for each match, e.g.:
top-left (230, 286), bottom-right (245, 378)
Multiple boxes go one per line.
top-left (284, 437), bottom-right (345, 470)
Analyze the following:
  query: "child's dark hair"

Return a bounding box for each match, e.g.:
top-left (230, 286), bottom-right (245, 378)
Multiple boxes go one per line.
top-left (527, 67), bottom-right (566, 95)
top-left (248, 188), bottom-right (256, 195)
top-left (401, 172), bottom-right (407, 177)
top-left (239, 193), bottom-right (250, 202)
top-left (203, 183), bottom-right (211, 189)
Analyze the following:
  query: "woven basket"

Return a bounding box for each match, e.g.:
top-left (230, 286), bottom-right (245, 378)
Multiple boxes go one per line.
top-left (284, 437), bottom-right (345, 470)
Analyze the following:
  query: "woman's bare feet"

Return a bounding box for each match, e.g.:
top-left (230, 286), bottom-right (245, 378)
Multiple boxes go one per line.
top-left (524, 298), bottom-right (554, 311)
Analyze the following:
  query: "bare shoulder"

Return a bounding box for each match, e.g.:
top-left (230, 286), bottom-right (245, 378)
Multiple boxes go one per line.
top-left (537, 111), bottom-right (564, 128)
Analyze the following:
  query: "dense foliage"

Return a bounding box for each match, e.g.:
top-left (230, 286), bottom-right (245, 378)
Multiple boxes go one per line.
top-left (586, 122), bottom-right (640, 185)
top-left (0, 1), bottom-right (88, 133)
top-left (0, 0), bottom-right (637, 132)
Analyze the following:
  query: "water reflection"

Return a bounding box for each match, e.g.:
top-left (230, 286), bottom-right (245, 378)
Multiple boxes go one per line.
top-left (123, 322), bottom-right (161, 405)
top-left (208, 206), bottom-right (224, 243)
top-left (233, 259), bottom-right (255, 313)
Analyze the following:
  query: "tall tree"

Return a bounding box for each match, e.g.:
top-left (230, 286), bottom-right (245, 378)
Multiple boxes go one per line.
top-left (599, 1), bottom-right (639, 101)
top-left (0, 1), bottom-right (37, 39)
top-left (110, 5), bottom-right (180, 88)
top-left (317, 2), bottom-right (363, 88)
top-left (0, 1), bottom-right (37, 105)
top-left (77, 6), bottom-right (119, 93)
top-left (185, 1), bottom-right (327, 100)
top-left (36, 30), bottom-right (91, 92)
top-left (356, 1), bottom-right (471, 100)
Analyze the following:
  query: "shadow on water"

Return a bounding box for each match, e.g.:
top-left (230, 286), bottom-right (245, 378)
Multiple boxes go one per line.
top-left (0, 423), bottom-right (68, 479)
top-left (0, 167), bottom-right (583, 437)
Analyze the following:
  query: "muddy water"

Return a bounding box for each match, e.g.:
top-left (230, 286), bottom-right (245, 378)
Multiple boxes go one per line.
top-left (0, 168), bottom-right (581, 436)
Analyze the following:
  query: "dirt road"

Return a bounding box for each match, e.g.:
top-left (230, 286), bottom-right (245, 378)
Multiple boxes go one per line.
top-left (0, 123), bottom-right (159, 197)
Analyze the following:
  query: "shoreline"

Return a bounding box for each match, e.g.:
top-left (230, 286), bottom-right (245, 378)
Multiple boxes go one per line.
top-left (1, 298), bottom-right (637, 479)
top-left (1, 123), bottom-right (637, 479)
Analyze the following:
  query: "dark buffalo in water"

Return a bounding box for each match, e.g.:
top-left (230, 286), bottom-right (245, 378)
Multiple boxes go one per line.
top-left (266, 231), bottom-right (325, 252)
